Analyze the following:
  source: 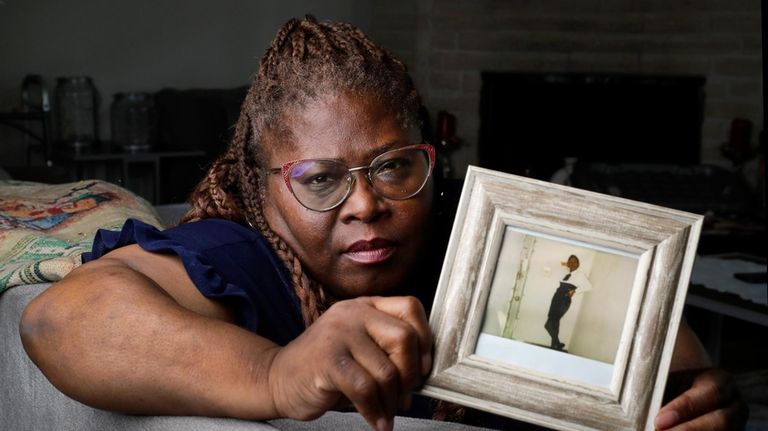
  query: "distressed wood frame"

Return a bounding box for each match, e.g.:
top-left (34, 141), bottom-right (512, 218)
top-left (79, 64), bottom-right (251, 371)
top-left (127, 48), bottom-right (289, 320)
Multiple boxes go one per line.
top-left (420, 166), bottom-right (703, 431)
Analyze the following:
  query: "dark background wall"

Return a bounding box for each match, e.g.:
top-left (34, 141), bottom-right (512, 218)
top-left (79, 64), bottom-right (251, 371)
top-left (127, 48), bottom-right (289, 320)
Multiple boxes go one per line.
top-left (0, 0), bottom-right (763, 177)
top-left (370, 0), bottom-right (763, 177)
top-left (0, 0), bottom-right (374, 164)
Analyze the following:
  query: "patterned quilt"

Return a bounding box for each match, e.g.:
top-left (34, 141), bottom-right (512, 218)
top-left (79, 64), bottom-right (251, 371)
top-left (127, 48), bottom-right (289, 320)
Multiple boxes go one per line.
top-left (0, 180), bottom-right (164, 292)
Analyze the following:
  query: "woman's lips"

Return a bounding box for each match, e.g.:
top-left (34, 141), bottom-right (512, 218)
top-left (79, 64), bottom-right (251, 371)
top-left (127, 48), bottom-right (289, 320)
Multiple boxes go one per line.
top-left (344, 239), bottom-right (397, 264)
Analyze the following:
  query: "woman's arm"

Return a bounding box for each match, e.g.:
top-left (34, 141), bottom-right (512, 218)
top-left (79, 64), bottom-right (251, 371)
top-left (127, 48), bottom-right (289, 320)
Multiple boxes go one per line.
top-left (20, 245), bottom-right (431, 431)
top-left (20, 245), bottom-right (282, 419)
top-left (655, 320), bottom-right (748, 430)
top-left (669, 319), bottom-right (711, 372)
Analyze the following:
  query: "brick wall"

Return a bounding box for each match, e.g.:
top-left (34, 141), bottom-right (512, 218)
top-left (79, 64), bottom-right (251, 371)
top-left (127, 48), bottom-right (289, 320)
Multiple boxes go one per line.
top-left (371, 0), bottom-right (763, 177)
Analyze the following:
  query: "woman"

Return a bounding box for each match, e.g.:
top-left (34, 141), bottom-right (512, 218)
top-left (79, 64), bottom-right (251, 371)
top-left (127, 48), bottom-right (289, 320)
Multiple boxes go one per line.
top-left (20, 16), bottom-right (746, 431)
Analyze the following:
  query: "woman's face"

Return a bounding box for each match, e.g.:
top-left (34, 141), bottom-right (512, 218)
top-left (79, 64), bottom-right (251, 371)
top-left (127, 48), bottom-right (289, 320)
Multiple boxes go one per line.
top-left (261, 92), bottom-right (433, 298)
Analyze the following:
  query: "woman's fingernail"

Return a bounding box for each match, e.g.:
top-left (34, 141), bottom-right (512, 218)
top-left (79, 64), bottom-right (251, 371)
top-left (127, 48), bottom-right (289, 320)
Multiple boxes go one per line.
top-left (655, 410), bottom-right (679, 429)
top-left (400, 392), bottom-right (413, 410)
top-left (421, 352), bottom-right (432, 374)
top-left (377, 417), bottom-right (393, 431)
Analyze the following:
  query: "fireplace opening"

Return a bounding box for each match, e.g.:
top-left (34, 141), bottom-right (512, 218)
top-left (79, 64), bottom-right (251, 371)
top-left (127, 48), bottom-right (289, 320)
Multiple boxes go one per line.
top-left (478, 72), bottom-right (706, 181)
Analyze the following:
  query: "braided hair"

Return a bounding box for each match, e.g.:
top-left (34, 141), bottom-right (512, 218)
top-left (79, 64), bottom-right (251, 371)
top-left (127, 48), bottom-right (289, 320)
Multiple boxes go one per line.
top-left (180, 16), bottom-right (423, 326)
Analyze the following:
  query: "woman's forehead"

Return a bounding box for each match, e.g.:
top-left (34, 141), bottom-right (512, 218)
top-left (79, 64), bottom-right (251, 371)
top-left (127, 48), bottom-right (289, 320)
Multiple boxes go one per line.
top-left (264, 92), bottom-right (419, 163)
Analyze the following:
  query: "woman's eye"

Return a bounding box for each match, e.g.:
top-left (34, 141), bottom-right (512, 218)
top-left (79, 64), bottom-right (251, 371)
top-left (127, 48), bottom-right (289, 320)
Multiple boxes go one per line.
top-left (303, 174), bottom-right (338, 188)
top-left (298, 172), bottom-right (342, 195)
top-left (309, 175), bottom-right (331, 184)
top-left (377, 158), bottom-right (412, 173)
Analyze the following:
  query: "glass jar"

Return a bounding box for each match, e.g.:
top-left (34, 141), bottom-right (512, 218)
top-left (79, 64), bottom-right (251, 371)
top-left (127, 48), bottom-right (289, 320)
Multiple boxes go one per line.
top-left (21, 74), bottom-right (50, 113)
top-left (111, 92), bottom-right (157, 153)
top-left (55, 76), bottom-right (98, 151)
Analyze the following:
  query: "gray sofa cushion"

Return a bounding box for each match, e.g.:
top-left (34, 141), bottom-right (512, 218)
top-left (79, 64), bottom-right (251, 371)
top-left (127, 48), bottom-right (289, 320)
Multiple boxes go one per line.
top-left (270, 412), bottom-right (491, 430)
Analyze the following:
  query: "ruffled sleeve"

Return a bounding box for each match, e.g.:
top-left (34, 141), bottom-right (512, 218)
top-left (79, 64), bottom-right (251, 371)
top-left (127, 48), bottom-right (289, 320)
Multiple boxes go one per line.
top-left (83, 218), bottom-right (304, 345)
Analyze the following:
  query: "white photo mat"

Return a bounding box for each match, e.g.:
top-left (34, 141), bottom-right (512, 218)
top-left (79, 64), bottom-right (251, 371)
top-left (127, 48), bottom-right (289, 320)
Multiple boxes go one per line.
top-left (420, 166), bottom-right (703, 431)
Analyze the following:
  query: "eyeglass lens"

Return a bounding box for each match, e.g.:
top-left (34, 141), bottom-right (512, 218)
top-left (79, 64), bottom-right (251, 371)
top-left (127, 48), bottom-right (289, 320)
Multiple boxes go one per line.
top-left (287, 146), bottom-right (431, 211)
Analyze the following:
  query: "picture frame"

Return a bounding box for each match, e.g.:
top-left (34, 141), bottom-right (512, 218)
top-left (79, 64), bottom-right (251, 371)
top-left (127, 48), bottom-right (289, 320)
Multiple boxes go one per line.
top-left (420, 166), bottom-right (704, 431)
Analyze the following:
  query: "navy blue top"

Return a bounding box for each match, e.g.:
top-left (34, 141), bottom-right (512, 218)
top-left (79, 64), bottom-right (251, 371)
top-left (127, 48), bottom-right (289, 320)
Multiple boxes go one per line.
top-left (82, 218), bottom-right (304, 346)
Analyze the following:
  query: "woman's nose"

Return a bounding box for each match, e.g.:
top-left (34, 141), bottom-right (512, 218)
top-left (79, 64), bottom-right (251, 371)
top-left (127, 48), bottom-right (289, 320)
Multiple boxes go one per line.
top-left (338, 172), bottom-right (388, 223)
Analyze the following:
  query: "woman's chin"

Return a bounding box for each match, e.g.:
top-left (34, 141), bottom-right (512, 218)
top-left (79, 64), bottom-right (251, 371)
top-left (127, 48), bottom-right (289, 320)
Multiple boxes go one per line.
top-left (325, 269), bottom-right (410, 299)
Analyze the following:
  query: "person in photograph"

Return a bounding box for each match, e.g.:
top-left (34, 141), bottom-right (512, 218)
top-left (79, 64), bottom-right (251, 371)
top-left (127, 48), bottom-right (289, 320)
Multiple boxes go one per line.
top-left (544, 254), bottom-right (592, 350)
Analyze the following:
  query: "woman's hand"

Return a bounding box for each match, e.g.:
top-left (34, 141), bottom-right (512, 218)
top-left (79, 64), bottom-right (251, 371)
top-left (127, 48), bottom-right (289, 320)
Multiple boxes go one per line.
top-left (655, 368), bottom-right (748, 430)
top-left (655, 320), bottom-right (749, 430)
top-left (267, 296), bottom-right (432, 431)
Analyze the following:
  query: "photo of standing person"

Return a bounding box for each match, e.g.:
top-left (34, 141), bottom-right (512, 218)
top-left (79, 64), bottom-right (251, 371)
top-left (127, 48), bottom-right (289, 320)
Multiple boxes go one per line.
top-left (544, 255), bottom-right (592, 351)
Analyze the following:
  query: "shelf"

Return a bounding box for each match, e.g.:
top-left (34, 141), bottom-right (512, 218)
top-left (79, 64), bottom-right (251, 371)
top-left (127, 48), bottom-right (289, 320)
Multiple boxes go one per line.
top-left (51, 148), bottom-right (207, 204)
top-left (0, 110), bottom-right (52, 165)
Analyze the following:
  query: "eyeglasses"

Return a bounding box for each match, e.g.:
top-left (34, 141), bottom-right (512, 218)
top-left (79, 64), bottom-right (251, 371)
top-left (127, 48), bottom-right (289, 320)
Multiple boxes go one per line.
top-left (268, 143), bottom-right (435, 212)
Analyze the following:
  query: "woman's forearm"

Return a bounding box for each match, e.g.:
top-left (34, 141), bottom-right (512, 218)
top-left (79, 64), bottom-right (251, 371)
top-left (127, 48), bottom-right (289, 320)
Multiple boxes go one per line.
top-left (670, 319), bottom-right (711, 371)
top-left (19, 258), bottom-right (281, 420)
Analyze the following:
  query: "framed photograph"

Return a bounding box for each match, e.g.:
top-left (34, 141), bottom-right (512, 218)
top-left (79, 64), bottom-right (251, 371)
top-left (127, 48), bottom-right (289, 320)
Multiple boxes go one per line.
top-left (420, 166), bottom-right (703, 431)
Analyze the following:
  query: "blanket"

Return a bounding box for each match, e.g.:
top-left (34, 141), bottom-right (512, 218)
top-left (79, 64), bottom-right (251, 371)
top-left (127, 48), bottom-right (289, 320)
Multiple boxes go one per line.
top-left (0, 180), bottom-right (164, 292)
